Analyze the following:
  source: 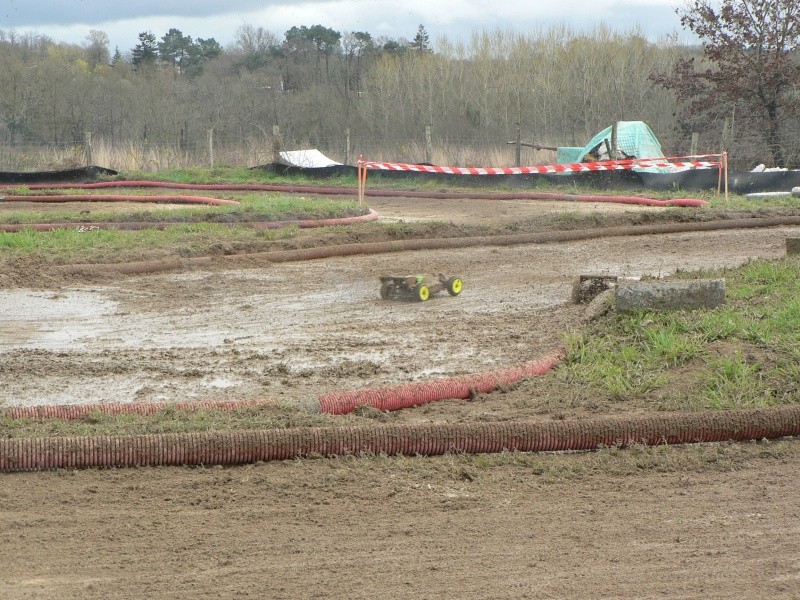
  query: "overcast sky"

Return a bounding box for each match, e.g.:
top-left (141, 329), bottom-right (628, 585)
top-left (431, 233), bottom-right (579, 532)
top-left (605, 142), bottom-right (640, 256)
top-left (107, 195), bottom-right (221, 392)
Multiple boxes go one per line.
top-left (2, 0), bottom-right (687, 53)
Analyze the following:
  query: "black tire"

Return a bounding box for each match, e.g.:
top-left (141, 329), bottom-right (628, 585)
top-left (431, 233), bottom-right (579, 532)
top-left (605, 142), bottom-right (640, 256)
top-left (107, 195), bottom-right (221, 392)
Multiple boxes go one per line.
top-left (446, 276), bottom-right (463, 296)
top-left (415, 284), bottom-right (430, 302)
top-left (380, 282), bottom-right (393, 299)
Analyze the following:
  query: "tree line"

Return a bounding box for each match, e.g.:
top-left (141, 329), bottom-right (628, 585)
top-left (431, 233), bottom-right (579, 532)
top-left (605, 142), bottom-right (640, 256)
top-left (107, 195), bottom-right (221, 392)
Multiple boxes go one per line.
top-left (1, 0), bottom-right (798, 170)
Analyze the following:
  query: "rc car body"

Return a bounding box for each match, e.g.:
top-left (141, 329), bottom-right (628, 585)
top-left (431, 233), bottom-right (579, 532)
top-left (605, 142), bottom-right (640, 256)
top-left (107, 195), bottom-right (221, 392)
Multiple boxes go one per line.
top-left (379, 273), bottom-right (463, 302)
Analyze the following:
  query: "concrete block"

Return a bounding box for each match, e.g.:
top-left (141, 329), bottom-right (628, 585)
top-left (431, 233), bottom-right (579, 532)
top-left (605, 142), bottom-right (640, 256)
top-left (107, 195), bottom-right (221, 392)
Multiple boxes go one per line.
top-left (786, 237), bottom-right (800, 255)
top-left (571, 274), bottom-right (619, 304)
top-left (615, 279), bottom-right (725, 312)
top-left (582, 288), bottom-right (616, 322)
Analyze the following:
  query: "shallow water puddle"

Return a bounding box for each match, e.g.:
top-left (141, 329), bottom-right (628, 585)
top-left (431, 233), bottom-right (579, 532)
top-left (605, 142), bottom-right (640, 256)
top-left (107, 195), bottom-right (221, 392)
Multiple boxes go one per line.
top-left (0, 289), bottom-right (118, 351)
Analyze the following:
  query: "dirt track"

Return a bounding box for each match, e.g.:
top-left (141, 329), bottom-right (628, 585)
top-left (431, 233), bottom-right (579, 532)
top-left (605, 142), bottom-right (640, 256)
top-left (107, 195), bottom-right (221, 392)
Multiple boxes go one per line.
top-left (2, 195), bottom-right (800, 598)
top-left (1, 200), bottom-right (796, 412)
top-left (4, 446), bottom-right (800, 600)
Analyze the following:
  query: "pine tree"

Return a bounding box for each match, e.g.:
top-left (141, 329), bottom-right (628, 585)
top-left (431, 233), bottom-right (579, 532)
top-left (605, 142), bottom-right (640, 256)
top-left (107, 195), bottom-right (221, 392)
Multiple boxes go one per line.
top-left (131, 31), bottom-right (158, 69)
top-left (410, 25), bottom-right (430, 52)
top-left (158, 28), bottom-right (193, 74)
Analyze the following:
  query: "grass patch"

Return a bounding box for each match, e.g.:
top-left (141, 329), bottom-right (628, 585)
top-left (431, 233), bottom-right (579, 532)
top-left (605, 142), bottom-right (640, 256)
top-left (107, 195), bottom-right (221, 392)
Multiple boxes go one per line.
top-left (560, 256), bottom-right (800, 411)
top-left (115, 166), bottom-right (353, 186)
top-left (704, 352), bottom-right (774, 409)
top-left (705, 192), bottom-right (800, 210)
top-left (0, 191), bottom-right (366, 261)
top-left (0, 222), bottom-right (281, 261)
top-left (0, 192), bottom-right (361, 225)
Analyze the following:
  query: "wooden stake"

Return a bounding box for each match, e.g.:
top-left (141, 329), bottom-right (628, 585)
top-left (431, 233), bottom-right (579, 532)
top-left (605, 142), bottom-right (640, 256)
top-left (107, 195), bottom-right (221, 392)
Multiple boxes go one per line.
top-left (425, 125), bottom-right (432, 164)
top-left (207, 128), bottom-right (214, 169)
top-left (84, 131), bottom-right (93, 166)
top-left (690, 132), bottom-right (699, 157)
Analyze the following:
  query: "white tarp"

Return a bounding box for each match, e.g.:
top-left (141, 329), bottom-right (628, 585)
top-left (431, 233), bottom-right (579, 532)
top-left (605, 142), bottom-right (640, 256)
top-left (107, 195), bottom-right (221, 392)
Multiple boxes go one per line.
top-left (277, 149), bottom-right (342, 168)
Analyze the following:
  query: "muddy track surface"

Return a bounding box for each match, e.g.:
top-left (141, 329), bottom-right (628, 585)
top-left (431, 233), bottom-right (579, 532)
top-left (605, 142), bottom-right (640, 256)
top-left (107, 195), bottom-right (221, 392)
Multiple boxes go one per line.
top-left (1, 213), bottom-right (797, 413)
top-left (2, 194), bottom-right (800, 598)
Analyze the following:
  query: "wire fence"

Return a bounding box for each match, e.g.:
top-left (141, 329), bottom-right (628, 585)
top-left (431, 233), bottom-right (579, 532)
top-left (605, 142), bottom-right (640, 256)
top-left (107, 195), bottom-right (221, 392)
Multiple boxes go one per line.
top-left (0, 127), bottom-right (795, 173)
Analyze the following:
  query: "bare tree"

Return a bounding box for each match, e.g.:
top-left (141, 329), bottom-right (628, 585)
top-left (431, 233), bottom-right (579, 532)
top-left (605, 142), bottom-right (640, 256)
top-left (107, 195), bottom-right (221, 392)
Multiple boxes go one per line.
top-left (652, 0), bottom-right (800, 166)
top-left (84, 30), bottom-right (110, 69)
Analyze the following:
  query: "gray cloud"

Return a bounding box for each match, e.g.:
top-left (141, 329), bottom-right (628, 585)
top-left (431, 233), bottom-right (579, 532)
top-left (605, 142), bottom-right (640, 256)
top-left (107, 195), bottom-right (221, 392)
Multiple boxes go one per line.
top-left (1, 0), bottom-right (687, 54)
top-left (2, 0), bottom-right (277, 27)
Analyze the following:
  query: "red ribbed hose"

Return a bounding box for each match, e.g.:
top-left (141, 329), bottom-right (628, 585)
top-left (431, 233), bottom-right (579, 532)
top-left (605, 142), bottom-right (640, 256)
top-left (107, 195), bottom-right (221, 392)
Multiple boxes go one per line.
top-left (0, 209), bottom-right (378, 233)
top-left (2, 181), bottom-right (708, 207)
top-left (318, 352), bottom-right (563, 414)
top-left (529, 193), bottom-right (707, 207)
top-left (2, 406), bottom-right (798, 471)
top-left (0, 194), bottom-right (239, 206)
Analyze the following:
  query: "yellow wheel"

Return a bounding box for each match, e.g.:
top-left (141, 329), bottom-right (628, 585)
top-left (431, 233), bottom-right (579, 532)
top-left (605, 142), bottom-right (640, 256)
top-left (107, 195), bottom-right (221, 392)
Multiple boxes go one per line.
top-left (415, 284), bottom-right (430, 302)
top-left (447, 276), bottom-right (463, 296)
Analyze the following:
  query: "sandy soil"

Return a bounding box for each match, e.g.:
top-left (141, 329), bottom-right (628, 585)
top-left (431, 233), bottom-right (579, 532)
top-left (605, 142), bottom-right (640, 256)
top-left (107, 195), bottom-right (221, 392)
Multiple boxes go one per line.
top-left (2, 194), bottom-right (800, 598)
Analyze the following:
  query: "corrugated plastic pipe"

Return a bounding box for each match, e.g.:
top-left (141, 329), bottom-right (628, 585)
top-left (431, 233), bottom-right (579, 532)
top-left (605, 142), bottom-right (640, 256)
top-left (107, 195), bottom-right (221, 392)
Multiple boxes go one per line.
top-left (2, 399), bottom-right (275, 421)
top-left (0, 193), bottom-right (239, 206)
top-left (526, 192), bottom-right (707, 207)
top-left (0, 209), bottom-right (379, 233)
top-left (4, 181), bottom-right (708, 207)
top-left (318, 352), bottom-right (563, 414)
top-left (2, 405), bottom-right (798, 471)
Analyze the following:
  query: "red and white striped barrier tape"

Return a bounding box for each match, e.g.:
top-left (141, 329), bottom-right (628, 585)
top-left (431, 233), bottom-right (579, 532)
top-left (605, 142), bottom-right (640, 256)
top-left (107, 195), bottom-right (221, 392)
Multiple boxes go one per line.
top-left (361, 155), bottom-right (721, 175)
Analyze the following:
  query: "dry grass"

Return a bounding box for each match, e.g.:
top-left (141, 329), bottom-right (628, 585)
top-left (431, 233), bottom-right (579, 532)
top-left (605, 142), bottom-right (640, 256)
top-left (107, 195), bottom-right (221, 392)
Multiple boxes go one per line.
top-left (1, 137), bottom-right (563, 173)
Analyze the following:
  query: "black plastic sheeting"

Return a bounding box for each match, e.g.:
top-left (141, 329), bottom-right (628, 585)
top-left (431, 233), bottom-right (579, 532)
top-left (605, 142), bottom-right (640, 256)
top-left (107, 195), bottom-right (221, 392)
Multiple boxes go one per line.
top-left (0, 165), bottom-right (118, 185)
top-left (641, 169), bottom-right (800, 193)
top-left (4, 163), bottom-right (798, 193)
top-left (257, 162), bottom-right (800, 193)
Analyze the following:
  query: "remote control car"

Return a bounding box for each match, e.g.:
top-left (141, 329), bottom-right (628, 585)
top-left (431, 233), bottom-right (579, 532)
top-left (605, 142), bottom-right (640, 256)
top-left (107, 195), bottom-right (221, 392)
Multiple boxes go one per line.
top-left (379, 273), bottom-right (463, 302)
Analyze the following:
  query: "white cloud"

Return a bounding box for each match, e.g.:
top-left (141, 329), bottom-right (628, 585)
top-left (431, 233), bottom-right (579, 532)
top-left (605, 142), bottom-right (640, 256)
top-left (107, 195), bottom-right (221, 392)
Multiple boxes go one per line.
top-left (4, 0), bottom-right (685, 53)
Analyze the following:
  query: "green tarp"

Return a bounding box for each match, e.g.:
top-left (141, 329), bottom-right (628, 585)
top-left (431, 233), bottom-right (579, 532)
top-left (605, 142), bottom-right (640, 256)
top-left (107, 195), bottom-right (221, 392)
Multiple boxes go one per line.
top-left (557, 121), bottom-right (665, 168)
